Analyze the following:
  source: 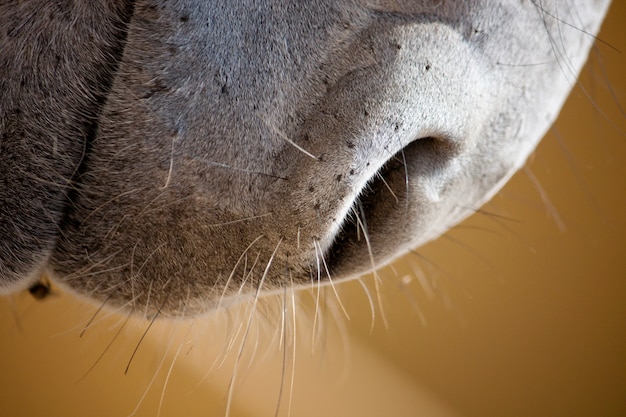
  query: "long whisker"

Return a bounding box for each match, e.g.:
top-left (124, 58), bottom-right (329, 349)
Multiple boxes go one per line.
top-left (376, 171), bottom-right (399, 203)
top-left (287, 271), bottom-right (297, 417)
top-left (398, 138), bottom-right (410, 214)
top-left (531, 1), bottom-right (624, 135)
top-left (142, 280), bottom-right (154, 319)
top-left (279, 285), bottom-right (287, 351)
top-left (157, 294), bottom-right (194, 417)
top-left (324, 293), bottom-right (352, 383)
top-left (204, 214), bottom-right (272, 229)
top-left (125, 286), bottom-right (171, 375)
top-left (409, 249), bottom-right (473, 300)
top-left (126, 320), bottom-right (177, 417)
top-left (160, 133), bottom-right (175, 189)
top-left (4, 295), bottom-right (23, 335)
top-left (522, 166), bottom-right (566, 232)
top-left (441, 233), bottom-right (496, 271)
top-left (274, 285), bottom-right (288, 417)
top-left (352, 204), bottom-right (388, 329)
top-left (531, 0), bottom-right (618, 51)
top-left (79, 295), bottom-right (111, 338)
top-left (456, 204), bottom-right (521, 223)
top-left (314, 240), bottom-right (350, 321)
top-left (224, 239), bottom-right (283, 417)
top-left (212, 253), bottom-right (262, 374)
top-left (193, 157), bottom-right (289, 180)
top-left (263, 118), bottom-right (319, 161)
top-left (77, 312), bottom-right (131, 382)
top-left (53, 291), bottom-right (138, 337)
top-left (589, 44), bottom-right (626, 118)
top-left (311, 246), bottom-right (322, 355)
top-left (217, 235), bottom-right (265, 311)
top-left (190, 302), bottom-right (250, 394)
top-left (467, 203), bottom-right (536, 253)
top-left (245, 300), bottom-right (264, 370)
top-left (356, 277), bottom-right (376, 334)
top-left (410, 262), bottom-right (436, 300)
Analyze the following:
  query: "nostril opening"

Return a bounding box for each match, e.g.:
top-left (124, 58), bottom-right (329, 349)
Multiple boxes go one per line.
top-left (341, 136), bottom-right (443, 231)
top-left (324, 135), bottom-right (455, 274)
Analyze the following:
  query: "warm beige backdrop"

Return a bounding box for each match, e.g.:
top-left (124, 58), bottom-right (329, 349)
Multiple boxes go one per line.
top-left (1, 4), bottom-right (625, 417)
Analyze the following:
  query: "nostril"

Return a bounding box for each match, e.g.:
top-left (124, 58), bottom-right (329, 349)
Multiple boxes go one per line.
top-left (324, 135), bottom-right (456, 276)
top-left (353, 134), bottom-right (455, 219)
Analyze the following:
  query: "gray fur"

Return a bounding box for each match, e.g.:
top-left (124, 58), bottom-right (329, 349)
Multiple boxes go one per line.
top-left (0, 1), bottom-right (611, 317)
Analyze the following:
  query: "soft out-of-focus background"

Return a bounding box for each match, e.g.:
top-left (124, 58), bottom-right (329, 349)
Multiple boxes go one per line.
top-left (1, 4), bottom-right (624, 417)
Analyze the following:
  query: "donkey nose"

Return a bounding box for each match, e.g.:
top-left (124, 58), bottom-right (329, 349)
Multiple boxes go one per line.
top-left (317, 132), bottom-right (461, 280)
top-left (290, 24), bottom-right (488, 281)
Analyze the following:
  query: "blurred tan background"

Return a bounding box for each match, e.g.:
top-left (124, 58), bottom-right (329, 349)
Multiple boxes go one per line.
top-left (1, 3), bottom-right (625, 417)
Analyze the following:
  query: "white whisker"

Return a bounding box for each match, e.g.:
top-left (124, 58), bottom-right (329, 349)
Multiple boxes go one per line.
top-left (217, 235), bottom-right (265, 311)
top-left (376, 171), bottom-right (399, 204)
top-left (523, 166), bottom-right (566, 232)
top-left (356, 277), bottom-right (376, 334)
top-left (352, 205), bottom-right (389, 329)
top-left (160, 134), bottom-right (175, 189)
top-left (264, 118), bottom-right (319, 161)
top-left (311, 245), bottom-right (322, 355)
top-left (126, 323), bottom-right (176, 417)
top-left (225, 238), bottom-right (283, 417)
top-left (287, 271), bottom-right (297, 417)
top-left (157, 292), bottom-right (194, 417)
top-left (274, 285), bottom-right (288, 417)
top-left (314, 240), bottom-right (350, 321)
